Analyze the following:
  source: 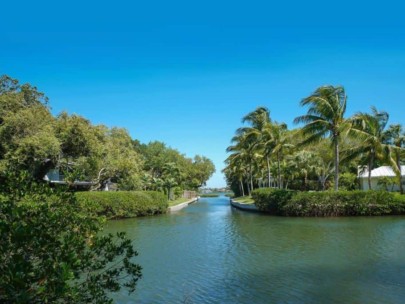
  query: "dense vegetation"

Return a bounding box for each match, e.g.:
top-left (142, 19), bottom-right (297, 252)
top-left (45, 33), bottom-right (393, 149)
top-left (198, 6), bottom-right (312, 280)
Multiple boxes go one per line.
top-left (252, 188), bottom-right (405, 216)
top-left (0, 75), bottom-right (215, 198)
top-left (76, 191), bottom-right (168, 219)
top-left (0, 175), bottom-right (142, 303)
top-left (0, 75), bottom-right (215, 302)
top-left (224, 86), bottom-right (404, 196)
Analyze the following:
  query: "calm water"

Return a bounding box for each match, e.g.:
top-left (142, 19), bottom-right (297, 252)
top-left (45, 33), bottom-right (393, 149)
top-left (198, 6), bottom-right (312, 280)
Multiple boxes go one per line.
top-left (105, 196), bottom-right (405, 304)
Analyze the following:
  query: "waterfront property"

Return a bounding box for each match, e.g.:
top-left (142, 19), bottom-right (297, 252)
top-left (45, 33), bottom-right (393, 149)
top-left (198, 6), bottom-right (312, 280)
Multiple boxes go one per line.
top-left (358, 165), bottom-right (405, 191)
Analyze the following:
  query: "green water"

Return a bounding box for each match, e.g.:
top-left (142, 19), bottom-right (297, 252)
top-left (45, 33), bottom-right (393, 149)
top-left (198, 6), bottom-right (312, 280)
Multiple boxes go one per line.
top-left (105, 195), bottom-right (405, 303)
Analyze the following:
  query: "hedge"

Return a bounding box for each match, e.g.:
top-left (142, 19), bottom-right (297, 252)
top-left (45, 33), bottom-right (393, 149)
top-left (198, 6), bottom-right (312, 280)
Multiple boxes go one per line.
top-left (252, 188), bottom-right (296, 214)
top-left (251, 188), bottom-right (405, 217)
top-left (76, 191), bottom-right (168, 219)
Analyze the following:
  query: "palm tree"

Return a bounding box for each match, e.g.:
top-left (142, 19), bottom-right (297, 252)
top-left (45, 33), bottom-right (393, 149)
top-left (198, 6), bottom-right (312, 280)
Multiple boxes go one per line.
top-left (162, 162), bottom-right (180, 200)
top-left (384, 124), bottom-right (405, 193)
top-left (223, 154), bottom-right (248, 196)
top-left (238, 107), bottom-right (273, 188)
top-left (241, 106), bottom-right (271, 130)
top-left (270, 122), bottom-right (293, 188)
top-left (226, 133), bottom-right (259, 195)
top-left (287, 150), bottom-right (318, 190)
top-left (348, 107), bottom-right (390, 190)
top-left (294, 85), bottom-right (348, 191)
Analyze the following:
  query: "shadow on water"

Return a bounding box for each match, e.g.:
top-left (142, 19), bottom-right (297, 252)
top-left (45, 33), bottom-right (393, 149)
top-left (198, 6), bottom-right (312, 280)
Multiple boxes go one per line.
top-left (106, 195), bottom-right (405, 304)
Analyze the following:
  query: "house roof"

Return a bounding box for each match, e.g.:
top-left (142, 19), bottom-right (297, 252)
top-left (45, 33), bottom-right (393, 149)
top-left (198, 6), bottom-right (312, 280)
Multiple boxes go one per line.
top-left (359, 165), bottom-right (405, 178)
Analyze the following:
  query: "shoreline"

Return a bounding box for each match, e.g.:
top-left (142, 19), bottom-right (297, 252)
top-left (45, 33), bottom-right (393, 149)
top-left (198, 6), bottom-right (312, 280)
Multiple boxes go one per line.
top-left (230, 199), bottom-right (260, 212)
top-left (168, 197), bottom-right (199, 212)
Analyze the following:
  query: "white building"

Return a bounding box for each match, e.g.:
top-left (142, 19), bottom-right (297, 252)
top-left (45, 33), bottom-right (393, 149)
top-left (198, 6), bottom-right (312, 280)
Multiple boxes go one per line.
top-left (44, 168), bottom-right (94, 189)
top-left (358, 165), bottom-right (405, 191)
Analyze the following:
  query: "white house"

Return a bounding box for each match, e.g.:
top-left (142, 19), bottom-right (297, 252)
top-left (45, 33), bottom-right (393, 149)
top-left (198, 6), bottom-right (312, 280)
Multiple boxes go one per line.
top-left (358, 165), bottom-right (405, 191)
top-left (44, 168), bottom-right (94, 189)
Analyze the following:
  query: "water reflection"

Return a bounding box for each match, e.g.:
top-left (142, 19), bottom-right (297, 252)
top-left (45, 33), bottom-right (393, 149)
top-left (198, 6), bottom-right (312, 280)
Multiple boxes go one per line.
top-left (105, 196), bottom-right (405, 304)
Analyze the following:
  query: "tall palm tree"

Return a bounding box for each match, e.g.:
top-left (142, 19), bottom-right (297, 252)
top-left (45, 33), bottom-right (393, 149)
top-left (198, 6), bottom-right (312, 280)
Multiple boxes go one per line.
top-left (224, 153), bottom-right (248, 196)
top-left (347, 107), bottom-right (390, 190)
top-left (384, 124), bottom-right (405, 193)
top-left (241, 106), bottom-right (271, 131)
top-left (226, 133), bottom-right (259, 195)
top-left (234, 107), bottom-right (272, 191)
top-left (270, 122), bottom-right (293, 188)
top-left (294, 85), bottom-right (348, 191)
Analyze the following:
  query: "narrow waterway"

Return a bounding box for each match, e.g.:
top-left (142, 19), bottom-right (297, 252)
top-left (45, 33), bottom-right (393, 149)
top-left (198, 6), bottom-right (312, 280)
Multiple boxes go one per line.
top-left (105, 195), bottom-right (405, 304)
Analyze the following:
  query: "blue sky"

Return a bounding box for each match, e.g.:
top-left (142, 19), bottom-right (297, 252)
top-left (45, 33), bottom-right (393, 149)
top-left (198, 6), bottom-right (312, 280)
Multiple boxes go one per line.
top-left (1, 1), bottom-right (405, 187)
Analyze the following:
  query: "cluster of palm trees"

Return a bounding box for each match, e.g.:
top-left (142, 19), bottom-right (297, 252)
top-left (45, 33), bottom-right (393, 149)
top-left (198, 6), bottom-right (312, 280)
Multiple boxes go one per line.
top-left (224, 85), bottom-right (404, 195)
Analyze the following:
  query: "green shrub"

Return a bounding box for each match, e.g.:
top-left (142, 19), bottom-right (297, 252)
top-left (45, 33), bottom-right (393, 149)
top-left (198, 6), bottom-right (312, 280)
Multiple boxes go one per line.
top-left (339, 173), bottom-right (358, 190)
top-left (0, 178), bottom-right (141, 303)
top-left (251, 188), bottom-right (296, 214)
top-left (251, 188), bottom-right (405, 217)
top-left (284, 190), bottom-right (404, 216)
top-left (76, 191), bottom-right (168, 219)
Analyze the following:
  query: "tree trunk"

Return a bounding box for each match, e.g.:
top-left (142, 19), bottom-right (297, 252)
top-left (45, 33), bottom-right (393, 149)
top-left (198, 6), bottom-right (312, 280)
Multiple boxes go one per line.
top-left (334, 140), bottom-right (339, 191)
top-left (368, 153), bottom-right (374, 190)
top-left (397, 155), bottom-right (403, 194)
top-left (277, 152), bottom-right (281, 189)
top-left (266, 155), bottom-right (271, 188)
top-left (249, 164), bottom-right (254, 195)
top-left (240, 180), bottom-right (245, 197)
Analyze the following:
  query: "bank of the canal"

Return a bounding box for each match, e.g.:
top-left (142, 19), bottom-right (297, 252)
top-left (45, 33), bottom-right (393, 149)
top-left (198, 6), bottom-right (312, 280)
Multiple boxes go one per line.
top-left (105, 195), bottom-right (405, 304)
top-left (168, 197), bottom-right (199, 212)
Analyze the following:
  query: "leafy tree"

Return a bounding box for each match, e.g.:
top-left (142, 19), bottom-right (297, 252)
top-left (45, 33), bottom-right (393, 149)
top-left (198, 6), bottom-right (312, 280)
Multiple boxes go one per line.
top-left (0, 174), bottom-right (142, 303)
top-left (92, 128), bottom-right (144, 190)
top-left (161, 162), bottom-right (181, 200)
top-left (189, 155), bottom-right (215, 188)
top-left (0, 75), bottom-right (48, 107)
top-left (294, 85), bottom-right (348, 190)
top-left (0, 103), bottom-right (60, 180)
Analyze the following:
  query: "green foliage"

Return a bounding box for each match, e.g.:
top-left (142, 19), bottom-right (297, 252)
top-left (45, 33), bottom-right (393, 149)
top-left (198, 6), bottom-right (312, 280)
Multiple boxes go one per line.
top-left (338, 172), bottom-right (358, 190)
top-left (76, 191), bottom-right (168, 219)
top-left (284, 191), bottom-right (403, 216)
top-left (199, 193), bottom-right (220, 197)
top-left (0, 76), bottom-right (215, 193)
top-left (0, 174), bottom-right (142, 303)
top-left (251, 188), bottom-right (405, 216)
top-left (377, 176), bottom-right (396, 191)
top-left (252, 188), bottom-right (296, 214)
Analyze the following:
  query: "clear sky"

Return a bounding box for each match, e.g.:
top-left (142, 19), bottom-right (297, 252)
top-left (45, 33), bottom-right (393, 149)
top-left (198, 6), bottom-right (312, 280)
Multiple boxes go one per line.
top-left (1, 1), bottom-right (405, 187)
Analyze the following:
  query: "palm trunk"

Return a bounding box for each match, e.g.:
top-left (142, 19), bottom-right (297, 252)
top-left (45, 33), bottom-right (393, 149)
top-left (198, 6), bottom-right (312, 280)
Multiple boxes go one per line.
top-left (240, 180), bottom-right (245, 197)
top-left (249, 163), bottom-right (254, 195)
top-left (368, 156), bottom-right (373, 190)
top-left (334, 140), bottom-right (339, 191)
top-left (397, 154), bottom-right (403, 194)
top-left (266, 155), bottom-right (271, 188)
top-left (277, 152), bottom-right (281, 189)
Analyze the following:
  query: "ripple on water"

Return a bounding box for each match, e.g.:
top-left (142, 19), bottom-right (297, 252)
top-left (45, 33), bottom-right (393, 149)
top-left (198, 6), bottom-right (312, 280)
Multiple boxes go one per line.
top-left (106, 198), bottom-right (405, 304)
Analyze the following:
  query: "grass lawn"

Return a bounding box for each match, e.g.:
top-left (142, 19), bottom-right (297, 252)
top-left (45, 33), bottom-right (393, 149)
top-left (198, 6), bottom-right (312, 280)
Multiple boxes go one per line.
top-left (168, 197), bottom-right (193, 207)
top-left (233, 196), bottom-right (255, 204)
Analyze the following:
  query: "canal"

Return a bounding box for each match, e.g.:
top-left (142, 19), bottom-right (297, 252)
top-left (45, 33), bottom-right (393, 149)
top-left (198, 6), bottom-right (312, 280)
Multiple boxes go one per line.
top-left (105, 195), bottom-right (405, 303)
